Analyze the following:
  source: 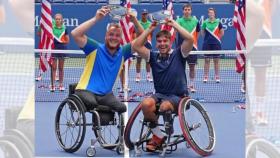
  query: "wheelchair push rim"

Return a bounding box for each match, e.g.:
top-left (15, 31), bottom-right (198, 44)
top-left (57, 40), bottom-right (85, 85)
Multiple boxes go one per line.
top-left (55, 98), bottom-right (86, 153)
top-left (178, 98), bottom-right (216, 156)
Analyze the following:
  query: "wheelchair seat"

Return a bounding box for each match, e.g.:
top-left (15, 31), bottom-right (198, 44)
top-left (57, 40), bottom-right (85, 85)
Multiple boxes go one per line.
top-left (68, 83), bottom-right (117, 113)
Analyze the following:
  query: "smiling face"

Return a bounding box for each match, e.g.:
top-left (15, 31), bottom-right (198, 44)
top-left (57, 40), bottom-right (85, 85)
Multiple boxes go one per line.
top-left (105, 24), bottom-right (122, 51)
top-left (156, 30), bottom-right (171, 55)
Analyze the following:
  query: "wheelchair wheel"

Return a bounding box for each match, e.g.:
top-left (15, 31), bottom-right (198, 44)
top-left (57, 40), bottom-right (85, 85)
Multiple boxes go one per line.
top-left (0, 140), bottom-right (23, 158)
top-left (0, 135), bottom-right (32, 158)
top-left (178, 98), bottom-right (215, 156)
top-left (3, 129), bottom-right (33, 152)
top-left (124, 103), bottom-right (152, 150)
top-left (246, 137), bottom-right (280, 158)
top-left (93, 112), bottom-right (123, 150)
top-left (55, 97), bottom-right (86, 153)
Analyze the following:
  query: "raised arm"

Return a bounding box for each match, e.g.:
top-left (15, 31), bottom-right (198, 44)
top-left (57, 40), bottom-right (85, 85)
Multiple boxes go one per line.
top-left (71, 6), bottom-right (110, 48)
top-left (128, 11), bottom-right (144, 36)
top-left (131, 22), bottom-right (157, 60)
top-left (167, 19), bottom-right (193, 57)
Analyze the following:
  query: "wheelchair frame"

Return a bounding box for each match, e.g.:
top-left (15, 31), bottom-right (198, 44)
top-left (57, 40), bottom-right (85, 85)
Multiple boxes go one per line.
top-left (124, 97), bottom-right (216, 157)
top-left (54, 84), bottom-right (125, 157)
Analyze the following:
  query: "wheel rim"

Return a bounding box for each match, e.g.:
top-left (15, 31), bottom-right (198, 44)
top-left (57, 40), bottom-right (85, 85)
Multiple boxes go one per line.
top-left (55, 98), bottom-right (86, 152)
top-left (179, 98), bottom-right (215, 156)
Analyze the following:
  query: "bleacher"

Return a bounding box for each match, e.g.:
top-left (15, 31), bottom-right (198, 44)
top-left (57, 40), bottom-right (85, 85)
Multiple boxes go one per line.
top-left (35, 0), bottom-right (232, 4)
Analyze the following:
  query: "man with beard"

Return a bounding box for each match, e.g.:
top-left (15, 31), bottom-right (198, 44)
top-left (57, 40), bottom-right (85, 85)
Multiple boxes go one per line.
top-left (71, 6), bottom-right (143, 113)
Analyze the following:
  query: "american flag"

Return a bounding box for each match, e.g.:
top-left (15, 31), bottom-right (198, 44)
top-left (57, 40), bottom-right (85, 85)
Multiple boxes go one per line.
top-left (233, 0), bottom-right (246, 73)
top-left (161, 0), bottom-right (176, 44)
top-left (39, 0), bottom-right (54, 72)
top-left (120, 0), bottom-right (134, 45)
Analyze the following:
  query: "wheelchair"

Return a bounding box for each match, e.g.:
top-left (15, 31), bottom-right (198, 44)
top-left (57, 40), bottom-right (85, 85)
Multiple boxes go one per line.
top-left (0, 107), bottom-right (34, 158)
top-left (124, 97), bottom-right (216, 157)
top-left (54, 83), bottom-right (125, 157)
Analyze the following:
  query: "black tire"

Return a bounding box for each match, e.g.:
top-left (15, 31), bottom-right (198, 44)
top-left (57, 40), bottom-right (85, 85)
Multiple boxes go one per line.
top-left (93, 113), bottom-right (123, 150)
top-left (124, 103), bottom-right (152, 150)
top-left (246, 137), bottom-right (280, 158)
top-left (178, 98), bottom-right (215, 156)
top-left (55, 97), bottom-right (86, 153)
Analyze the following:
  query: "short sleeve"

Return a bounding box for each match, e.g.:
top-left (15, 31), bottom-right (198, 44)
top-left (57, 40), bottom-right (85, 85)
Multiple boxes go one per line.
top-left (122, 44), bottom-right (132, 61)
top-left (196, 21), bottom-right (201, 32)
top-left (65, 28), bottom-right (68, 35)
top-left (202, 21), bottom-right (206, 30)
top-left (81, 38), bottom-right (100, 56)
top-left (218, 22), bottom-right (223, 30)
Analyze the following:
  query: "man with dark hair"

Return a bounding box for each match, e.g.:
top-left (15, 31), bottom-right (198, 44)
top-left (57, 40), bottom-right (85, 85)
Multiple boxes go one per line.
top-left (176, 3), bottom-right (200, 92)
top-left (71, 6), bottom-right (143, 113)
top-left (132, 19), bottom-right (193, 151)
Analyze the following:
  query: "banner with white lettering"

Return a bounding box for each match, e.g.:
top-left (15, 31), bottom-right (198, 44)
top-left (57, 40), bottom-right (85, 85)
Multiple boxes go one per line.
top-left (35, 3), bottom-right (235, 50)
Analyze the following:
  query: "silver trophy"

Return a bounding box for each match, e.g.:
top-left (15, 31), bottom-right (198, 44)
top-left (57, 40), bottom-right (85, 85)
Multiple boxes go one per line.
top-left (148, 10), bottom-right (172, 24)
top-left (107, 5), bottom-right (137, 21)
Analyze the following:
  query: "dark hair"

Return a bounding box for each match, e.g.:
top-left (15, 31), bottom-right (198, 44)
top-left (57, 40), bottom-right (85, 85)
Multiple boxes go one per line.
top-left (208, 7), bottom-right (216, 15)
top-left (183, 3), bottom-right (192, 10)
top-left (156, 30), bottom-right (171, 40)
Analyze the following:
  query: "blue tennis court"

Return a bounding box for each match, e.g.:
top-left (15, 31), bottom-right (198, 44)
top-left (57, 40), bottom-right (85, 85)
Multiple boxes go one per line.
top-left (35, 101), bottom-right (245, 157)
top-left (35, 55), bottom-right (245, 157)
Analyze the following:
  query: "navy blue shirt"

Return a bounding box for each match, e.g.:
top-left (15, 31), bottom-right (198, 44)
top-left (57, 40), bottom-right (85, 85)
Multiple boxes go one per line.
top-left (149, 48), bottom-right (188, 96)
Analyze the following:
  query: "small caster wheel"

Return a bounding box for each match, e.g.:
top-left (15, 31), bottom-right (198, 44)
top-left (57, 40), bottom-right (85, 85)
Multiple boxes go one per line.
top-left (116, 145), bottom-right (124, 155)
top-left (86, 147), bottom-right (96, 157)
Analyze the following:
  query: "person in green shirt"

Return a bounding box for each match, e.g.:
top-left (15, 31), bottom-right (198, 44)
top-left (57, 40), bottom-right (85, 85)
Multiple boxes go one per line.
top-left (135, 9), bottom-right (153, 82)
top-left (176, 3), bottom-right (200, 93)
top-left (201, 8), bottom-right (224, 83)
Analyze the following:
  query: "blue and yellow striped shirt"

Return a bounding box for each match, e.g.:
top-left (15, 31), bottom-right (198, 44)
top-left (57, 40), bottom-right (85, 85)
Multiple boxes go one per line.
top-left (76, 38), bottom-right (132, 95)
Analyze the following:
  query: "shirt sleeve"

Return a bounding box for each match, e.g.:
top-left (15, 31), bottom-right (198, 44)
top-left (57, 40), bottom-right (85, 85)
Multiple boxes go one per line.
top-left (218, 22), bottom-right (223, 30)
top-left (196, 21), bottom-right (201, 32)
top-left (122, 44), bottom-right (132, 61)
top-left (81, 37), bottom-right (100, 56)
top-left (202, 21), bottom-right (206, 30)
top-left (65, 28), bottom-right (68, 35)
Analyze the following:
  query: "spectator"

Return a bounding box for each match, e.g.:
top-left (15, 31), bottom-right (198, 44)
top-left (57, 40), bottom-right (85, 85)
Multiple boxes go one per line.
top-left (201, 8), bottom-right (224, 83)
top-left (176, 3), bottom-right (200, 92)
top-left (135, 9), bottom-right (153, 83)
top-left (51, 13), bottom-right (69, 91)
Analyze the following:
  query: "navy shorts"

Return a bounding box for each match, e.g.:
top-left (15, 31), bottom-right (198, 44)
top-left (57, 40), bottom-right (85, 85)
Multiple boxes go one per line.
top-left (186, 55), bottom-right (198, 65)
top-left (151, 93), bottom-right (182, 110)
top-left (203, 44), bottom-right (222, 58)
top-left (53, 44), bottom-right (67, 59)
